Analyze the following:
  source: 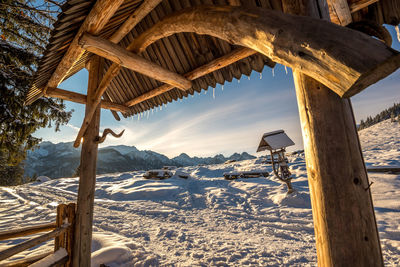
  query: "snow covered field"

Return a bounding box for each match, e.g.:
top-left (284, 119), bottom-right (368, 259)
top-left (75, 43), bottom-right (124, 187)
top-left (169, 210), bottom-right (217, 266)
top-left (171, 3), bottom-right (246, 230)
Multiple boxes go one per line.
top-left (1, 119), bottom-right (399, 266)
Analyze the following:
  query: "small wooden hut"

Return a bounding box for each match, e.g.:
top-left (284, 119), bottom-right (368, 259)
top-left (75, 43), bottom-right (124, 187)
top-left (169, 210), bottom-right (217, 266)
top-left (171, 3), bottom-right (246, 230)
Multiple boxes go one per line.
top-left (26, 0), bottom-right (400, 266)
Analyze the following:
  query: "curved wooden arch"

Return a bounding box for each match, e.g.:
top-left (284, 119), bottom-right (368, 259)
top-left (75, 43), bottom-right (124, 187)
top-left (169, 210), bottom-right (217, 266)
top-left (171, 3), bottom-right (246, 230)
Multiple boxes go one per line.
top-left (128, 5), bottom-right (400, 98)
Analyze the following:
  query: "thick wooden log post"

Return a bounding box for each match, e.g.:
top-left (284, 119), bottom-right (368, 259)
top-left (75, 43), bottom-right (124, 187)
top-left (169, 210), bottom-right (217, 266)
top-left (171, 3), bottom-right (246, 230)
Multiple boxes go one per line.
top-left (282, 0), bottom-right (383, 266)
top-left (72, 56), bottom-right (102, 266)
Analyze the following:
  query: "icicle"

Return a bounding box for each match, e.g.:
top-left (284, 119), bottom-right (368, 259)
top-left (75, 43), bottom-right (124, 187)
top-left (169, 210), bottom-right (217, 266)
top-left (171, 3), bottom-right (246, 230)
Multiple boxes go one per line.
top-left (152, 108), bottom-right (154, 114)
top-left (396, 25), bottom-right (400, 43)
top-left (222, 85), bottom-right (224, 91)
top-left (137, 114), bottom-right (140, 121)
top-left (238, 79), bottom-right (240, 83)
top-left (160, 105), bottom-right (162, 111)
top-left (213, 87), bottom-right (215, 99)
top-left (204, 90), bottom-right (207, 95)
top-left (248, 76), bottom-right (250, 80)
top-left (272, 68), bottom-right (275, 77)
top-left (284, 65), bottom-right (288, 75)
top-left (259, 73), bottom-right (262, 79)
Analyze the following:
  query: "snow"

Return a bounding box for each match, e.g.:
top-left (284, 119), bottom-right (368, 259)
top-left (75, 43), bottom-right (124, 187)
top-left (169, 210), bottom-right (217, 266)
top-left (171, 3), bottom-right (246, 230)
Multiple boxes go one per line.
top-left (0, 119), bottom-right (399, 266)
top-left (30, 248), bottom-right (67, 267)
top-left (36, 176), bottom-right (51, 182)
top-left (261, 130), bottom-right (295, 151)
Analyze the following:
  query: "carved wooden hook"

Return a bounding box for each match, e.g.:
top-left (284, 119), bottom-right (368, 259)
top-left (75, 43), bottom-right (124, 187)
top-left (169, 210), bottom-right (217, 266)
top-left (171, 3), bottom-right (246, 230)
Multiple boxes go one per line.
top-left (95, 128), bottom-right (125, 144)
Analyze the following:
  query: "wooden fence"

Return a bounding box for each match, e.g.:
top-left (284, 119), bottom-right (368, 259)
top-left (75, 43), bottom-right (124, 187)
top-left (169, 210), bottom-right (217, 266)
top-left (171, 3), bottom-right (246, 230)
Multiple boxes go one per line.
top-left (0, 203), bottom-right (76, 267)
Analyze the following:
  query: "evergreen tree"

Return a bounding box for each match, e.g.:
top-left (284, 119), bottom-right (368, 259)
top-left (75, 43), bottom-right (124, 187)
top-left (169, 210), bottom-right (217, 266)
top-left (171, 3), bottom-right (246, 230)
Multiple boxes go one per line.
top-left (358, 102), bottom-right (400, 130)
top-left (0, 0), bottom-right (71, 185)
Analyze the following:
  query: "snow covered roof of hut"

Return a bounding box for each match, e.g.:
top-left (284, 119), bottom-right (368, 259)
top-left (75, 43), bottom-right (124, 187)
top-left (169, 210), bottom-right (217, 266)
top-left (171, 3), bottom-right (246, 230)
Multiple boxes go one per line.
top-left (257, 130), bottom-right (295, 152)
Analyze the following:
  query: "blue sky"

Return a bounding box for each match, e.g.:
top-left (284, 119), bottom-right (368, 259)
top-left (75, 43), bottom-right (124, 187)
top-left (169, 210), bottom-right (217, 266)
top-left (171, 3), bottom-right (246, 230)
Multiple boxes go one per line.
top-left (34, 26), bottom-right (400, 158)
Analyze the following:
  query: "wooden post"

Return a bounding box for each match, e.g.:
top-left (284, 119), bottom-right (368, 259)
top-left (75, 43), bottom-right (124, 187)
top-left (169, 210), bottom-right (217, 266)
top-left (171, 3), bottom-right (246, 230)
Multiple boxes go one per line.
top-left (54, 204), bottom-right (67, 252)
top-left (65, 203), bottom-right (76, 267)
top-left (72, 56), bottom-right (102, 266)
top-left (282, 0), bottom-right (383, 266)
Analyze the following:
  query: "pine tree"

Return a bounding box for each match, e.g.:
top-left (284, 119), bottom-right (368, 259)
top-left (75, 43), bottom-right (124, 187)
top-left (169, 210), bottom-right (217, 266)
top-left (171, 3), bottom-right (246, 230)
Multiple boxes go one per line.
top-left (0, 0), bottom-right (71, 185)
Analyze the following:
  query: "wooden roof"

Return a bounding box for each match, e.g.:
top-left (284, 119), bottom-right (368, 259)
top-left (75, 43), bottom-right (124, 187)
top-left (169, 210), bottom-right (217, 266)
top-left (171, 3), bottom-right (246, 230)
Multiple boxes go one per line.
top-left (27, 0), bottom-right (400, 118)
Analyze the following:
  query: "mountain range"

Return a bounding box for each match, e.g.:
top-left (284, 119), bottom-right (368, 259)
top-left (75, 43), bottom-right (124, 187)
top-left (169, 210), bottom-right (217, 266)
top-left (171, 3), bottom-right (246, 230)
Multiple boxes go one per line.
top-left (24, 141), bottom-right (255, 178)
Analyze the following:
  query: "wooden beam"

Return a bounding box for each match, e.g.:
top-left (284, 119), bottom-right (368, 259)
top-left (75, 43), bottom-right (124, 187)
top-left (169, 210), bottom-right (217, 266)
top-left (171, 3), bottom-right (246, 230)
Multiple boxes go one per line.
top-left (102, 93), bottom-right (121, 121)
top-left (72, 56), bottom-right (102, 266)
top-left (0, 223), bottom-right (56, 241)
top-left (47, 87), bottom-right (130, 113)
top-left (125, 47), bottom-right (258, 107)
top-left (127, 5), bottom-right (400, 98)
top-left (0, 224), bottom-right (69, 262)
top-left (43, 0), bottom-right (124, 95)
top-left (79, 33), bottom-right (192, 90)
top-left (283, 0), bottom-right (383, 265)
top-left (350, 0), bottom-right (379, 13)
top-left (227, 0), bottom-right (241, 6)
top-left (109, 0), bottom-right (163, 43)
top-left (1, 251), bottom-right (52, 267)
top-left (327, 0), bottom-right (352, 25)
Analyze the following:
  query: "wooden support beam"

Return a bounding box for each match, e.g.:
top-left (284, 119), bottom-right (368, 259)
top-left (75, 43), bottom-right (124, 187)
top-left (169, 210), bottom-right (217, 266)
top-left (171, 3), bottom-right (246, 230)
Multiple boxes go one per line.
top-left (47, 87), bottom-right (130, 113)
top-left (102, 93), bottom-right (121, 121)
top-left (227, 0), bottom-right (241, 6)
top-left (125, 47), bottom-right (257, 107)
top-left (128, 5), bottom-right (400, 98)
top-left (109, 0), bottom-right (163, 43)
top-left (79, 33), bottom-right (192, 90)
top-left (282, 0), bottom-right (383, 266)
top-left (73, 30), bottom-right (193, 147)
top-left (350, 0), bottom-right (379, 13)
top-left (42, 0), bottom-right (124, 95)
top-left (327, 0), bottom-right (352, 25)
top-left (72, 56), bottom-right (102, 266)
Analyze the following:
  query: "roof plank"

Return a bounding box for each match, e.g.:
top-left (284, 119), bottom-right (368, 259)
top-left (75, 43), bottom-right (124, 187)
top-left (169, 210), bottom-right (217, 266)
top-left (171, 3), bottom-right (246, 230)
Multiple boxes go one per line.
top-left (43, 0), bottom-right (125, 95)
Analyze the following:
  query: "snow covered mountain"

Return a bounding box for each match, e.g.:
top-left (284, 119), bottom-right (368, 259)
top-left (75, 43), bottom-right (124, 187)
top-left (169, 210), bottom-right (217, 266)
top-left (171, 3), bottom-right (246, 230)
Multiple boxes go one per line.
top-left (24, 142), bottom-right (255, 178)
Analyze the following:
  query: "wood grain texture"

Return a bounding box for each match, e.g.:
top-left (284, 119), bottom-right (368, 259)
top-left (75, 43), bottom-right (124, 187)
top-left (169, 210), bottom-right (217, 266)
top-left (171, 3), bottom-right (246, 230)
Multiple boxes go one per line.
top-left (44, 0), bottom-right (124, 94)
top-left (293, 72), bottom-right (383, 266)
top-left (349, 0), bottom-right (379, 13)
top-left (0, 223), bottom-right (56, 241)
top-left (47, 87), bottom-right (130, 113)
top-left (72, 56), bottom-right (102, 266)
top-left (109, 0), bottom-right (163, 43)
top-left (54, 204), bottom-right (67, 252)
top-left (128, 5), bottom-right (400, 98)
top-left (283, 0), bottom-right (383, 265)
top-left (327, 0), bottom-right (352, 25)
top-left (79, 33), bottom-right (192, 90)
top-left (0, 225), bottom-right (69, 262)
top-left (125, 47), bottom-right (257, 107)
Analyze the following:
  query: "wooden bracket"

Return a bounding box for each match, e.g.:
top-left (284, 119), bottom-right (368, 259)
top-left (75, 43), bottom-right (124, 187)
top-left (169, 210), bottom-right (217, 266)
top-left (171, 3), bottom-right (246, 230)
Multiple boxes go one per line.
top-left (95, 128), bottom-right (125, 144)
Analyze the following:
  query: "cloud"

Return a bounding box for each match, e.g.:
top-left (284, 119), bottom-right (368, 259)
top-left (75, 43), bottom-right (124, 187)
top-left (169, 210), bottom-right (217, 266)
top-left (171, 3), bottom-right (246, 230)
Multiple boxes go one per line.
top-left (66, 124), bottom-right (80, 132)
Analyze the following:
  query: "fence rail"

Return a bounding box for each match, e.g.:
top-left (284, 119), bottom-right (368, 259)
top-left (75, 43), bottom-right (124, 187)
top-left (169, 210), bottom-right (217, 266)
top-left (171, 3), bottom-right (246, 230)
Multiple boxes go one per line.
top-left (0, 203), bottom-right (76, 267)
top-left (0, 222), bottom-right (57, 241)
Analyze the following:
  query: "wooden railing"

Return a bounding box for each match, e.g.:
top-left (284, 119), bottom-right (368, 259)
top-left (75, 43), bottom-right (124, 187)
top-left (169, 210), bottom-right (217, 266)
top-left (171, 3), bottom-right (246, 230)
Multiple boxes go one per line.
top-left (0, 203), bottom-right (76, 267)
